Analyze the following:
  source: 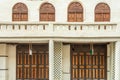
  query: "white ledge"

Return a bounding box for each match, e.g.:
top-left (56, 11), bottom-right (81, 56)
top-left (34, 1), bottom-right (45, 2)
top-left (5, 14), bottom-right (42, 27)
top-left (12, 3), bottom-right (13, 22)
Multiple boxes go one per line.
top-left (0, 22), bottom-right (118, 38)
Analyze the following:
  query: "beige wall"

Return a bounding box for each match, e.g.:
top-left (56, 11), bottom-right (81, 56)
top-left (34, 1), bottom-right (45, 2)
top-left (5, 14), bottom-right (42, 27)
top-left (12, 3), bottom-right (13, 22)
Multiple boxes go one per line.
top-left (0, 0), bottom-right (119, 80)
top-left (62, 44), bottom-right (70, 80)
top-left (8, 44), bottom-right (16, 80)
top-left (0, 44), bottom-right (16, 80)
top-left (0, 44), bottom-right (8, 80)
top-left (0, 0), bottom-right (119, 22)
top-left (0, 0), bottom-right (119, 39)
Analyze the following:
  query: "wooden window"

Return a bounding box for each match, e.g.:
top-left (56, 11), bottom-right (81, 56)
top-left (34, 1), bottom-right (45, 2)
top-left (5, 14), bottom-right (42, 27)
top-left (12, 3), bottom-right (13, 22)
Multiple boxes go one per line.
top-left (68, 2), bottom-right (83, 22)
top-left (12, 3), bottom-right (28, 21)
top-left (40, 3), bottom-right (55, 21)
top-left (95, 3), bottom-right (110, 22)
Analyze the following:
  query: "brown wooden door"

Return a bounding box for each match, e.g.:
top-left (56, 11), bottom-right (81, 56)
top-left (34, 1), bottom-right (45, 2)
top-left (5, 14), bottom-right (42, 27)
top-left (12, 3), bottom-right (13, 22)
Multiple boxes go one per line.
top-left (71, 44), bottom-right (107, 80)
top-left (16, 44), bottom-right (49, 80)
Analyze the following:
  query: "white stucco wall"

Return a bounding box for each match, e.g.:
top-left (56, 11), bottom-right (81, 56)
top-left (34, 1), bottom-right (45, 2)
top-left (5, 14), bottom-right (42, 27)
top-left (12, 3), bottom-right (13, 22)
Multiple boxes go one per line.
top-left (0, 0), bottom-right (119, 80)
top-left (0, 44), bottom-right (8, 80)
top-left (62, 44), bottom-right (70, 80)
top-left (0, 0), bottom-right (120, 22)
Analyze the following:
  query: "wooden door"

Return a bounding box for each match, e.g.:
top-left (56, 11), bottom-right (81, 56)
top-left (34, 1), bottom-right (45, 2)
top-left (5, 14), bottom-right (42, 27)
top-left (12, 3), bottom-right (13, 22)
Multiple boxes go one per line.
top-left (71, 44), bottom-right (107, 80)
top-left (16, 44), bottom-right (49, 80)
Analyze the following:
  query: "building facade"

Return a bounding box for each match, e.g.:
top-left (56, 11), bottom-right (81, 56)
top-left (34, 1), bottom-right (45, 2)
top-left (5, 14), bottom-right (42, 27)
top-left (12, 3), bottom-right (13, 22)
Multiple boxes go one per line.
top-left (0, 0), bottom-right (120, 80)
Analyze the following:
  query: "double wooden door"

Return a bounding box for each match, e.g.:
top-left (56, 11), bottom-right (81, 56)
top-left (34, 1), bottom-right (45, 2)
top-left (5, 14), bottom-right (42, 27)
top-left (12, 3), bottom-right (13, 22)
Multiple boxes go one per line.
top-left (16, 44), bottom-right (49, 80)
top-left (71, 44), bottom-right (107, 80)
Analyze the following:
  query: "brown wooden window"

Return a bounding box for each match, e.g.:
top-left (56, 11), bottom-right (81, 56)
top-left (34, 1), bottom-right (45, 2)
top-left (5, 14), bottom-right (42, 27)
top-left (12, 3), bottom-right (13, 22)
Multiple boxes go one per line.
top-left (95, 3), bottom-right (110, 22)
top-left (68, 2), bottom-right (83, 22)
top-left (40, 3), bottom-right (55, 21)
top-left (12, 3), bottom-right (28, 21)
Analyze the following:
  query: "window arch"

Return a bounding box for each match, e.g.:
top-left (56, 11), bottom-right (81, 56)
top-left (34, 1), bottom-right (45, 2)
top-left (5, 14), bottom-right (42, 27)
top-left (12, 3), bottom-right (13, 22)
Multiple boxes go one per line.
top-left (68, 2), bottom-right (83, 22)
top-left (40, 3), bottom-right (55, 21)
top-left (95, 3), bottom-right (110, 22)
top-left (12, 3), bottom-right (28, 21)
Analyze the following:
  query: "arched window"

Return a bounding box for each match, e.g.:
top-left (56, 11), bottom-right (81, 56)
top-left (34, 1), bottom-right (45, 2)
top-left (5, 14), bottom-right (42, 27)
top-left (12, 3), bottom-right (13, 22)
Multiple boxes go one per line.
top-left (12, 3), bottom-right (28, 21)
top-left (68, 2), bottom-right (83, 22)
top-left (40, 3), bottom-right (55, 21)
top-left (95, 3), bottom-right (110, 22)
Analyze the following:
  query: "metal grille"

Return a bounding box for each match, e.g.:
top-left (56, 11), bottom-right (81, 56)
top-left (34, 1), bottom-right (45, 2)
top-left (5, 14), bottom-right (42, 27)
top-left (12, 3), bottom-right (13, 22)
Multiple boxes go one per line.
top-left (111, 43), bottom-right (115, 80)
top-left (54, 42), bottom-right (62, 80)
top-left (71, 44), bottom-right (107, 80)
top-left (114, 42), bottom-right (120, 80)
top-left (16, 44), bottom-right (49, 80)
